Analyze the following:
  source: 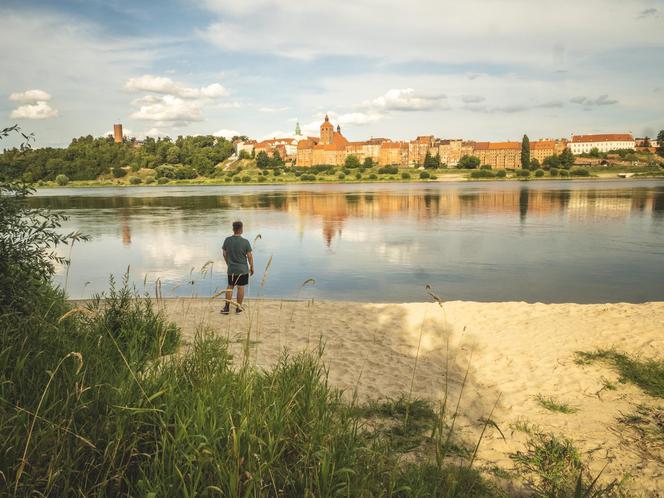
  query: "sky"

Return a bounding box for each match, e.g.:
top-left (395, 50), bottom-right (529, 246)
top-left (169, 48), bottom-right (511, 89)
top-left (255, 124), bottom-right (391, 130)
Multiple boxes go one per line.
top-left (1, 0), bottom-right (663, 147)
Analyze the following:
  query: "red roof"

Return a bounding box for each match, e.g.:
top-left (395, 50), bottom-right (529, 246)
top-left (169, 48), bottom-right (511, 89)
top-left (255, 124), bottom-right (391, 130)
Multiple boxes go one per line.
top-left (572, 134), bottom-right (633, 143)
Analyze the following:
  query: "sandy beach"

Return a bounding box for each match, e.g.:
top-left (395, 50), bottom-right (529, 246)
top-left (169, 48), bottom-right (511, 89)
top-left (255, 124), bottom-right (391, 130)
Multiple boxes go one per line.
top-left (161, 298), bottom-right (664, 495)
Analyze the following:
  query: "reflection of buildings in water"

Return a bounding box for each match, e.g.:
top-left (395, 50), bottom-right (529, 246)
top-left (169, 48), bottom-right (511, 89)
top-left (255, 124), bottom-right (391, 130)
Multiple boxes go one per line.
top-left (120, 211), bottom-right (131, 246)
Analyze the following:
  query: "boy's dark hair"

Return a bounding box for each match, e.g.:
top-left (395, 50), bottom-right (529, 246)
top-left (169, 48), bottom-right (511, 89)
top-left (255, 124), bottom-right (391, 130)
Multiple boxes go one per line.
top-left (232, 221), bottom-right (243, 232)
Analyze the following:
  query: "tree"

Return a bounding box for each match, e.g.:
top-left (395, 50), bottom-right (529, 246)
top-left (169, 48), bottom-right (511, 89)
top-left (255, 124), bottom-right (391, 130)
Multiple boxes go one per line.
top-left (559, 148), bottom-right (575, 169)
top-left (256, 151), bottom-right (270, 169)
top-left (657, 130), bottom-right (664, 157)
top-left (166, 145), bottom-right (181, 164)
top-left (344, 155), bottom-right (360, 169)
top-left (588, 147), bottom-right (600, 158)
top-left (521, 134), bottom-right (530, 169)
top-left (271, 150), bottom-right (284, 168)
top-left (530, 158), bottom-right (540, 170)
top-left (423, 151), bottom-right (439, 169)
top-left (362, 157), bottom-right (374, 169)
top-left (457, 155), bottom-right (480, 169)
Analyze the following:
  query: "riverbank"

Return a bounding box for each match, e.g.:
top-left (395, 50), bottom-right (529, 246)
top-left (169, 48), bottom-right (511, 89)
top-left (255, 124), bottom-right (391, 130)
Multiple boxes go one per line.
top-left (159, 298), bottom-right (664, 496)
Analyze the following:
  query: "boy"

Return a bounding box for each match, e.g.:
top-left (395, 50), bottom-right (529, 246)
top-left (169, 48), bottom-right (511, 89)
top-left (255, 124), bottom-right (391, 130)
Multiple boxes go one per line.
top-left (221, 221), bottom-right (254, 314)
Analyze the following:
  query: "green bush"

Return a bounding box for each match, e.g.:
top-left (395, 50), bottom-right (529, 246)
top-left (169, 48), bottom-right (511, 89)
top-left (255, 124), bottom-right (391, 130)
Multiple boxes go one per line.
top-left (273, 168), bottom-right (282, 176)
top-left (516, 169), bottom-right (531, 178)
top-left (549, 168), bottom-right (559, 177)
top-left (338, 173), bottom-right (346, 180)
top-left (570, 167), bottom-right (590, 177)
top-left (480, 165), bottom-right (492, 170)
top-left (401, 172), bottom-right (411, 179)
top-left (470, 170), bottom-right (495, 178)
top-left (294, 171), bottom-right (302, 177)
top-left (128, 176), bottom-right (142, 185)
top-left (233, 175), bottom-right (241, 182)
top-left (355, 172), bottom-right (362, 180)
top-left (378, 166), bottom-right (399, 175)
top-left (343, 168), bottom-right (350, 175)
top-left (496, 170), bottom-right (507, 178)
top-left (111, 167), bottom-right (127, 178)
top-left (368, 173), bottom-right (378, 180)
top-left (157, 177), bottom-right (169, 184)
top-left (534, 169), bottom-right (545, 177)
top-left (241, 175), bottom-right (251, 183)
top-left (419, 171), bottom-right (430, 179)
top-left (559, 169), bottom-right (570, 177)
top-left (155, 165), bottom-right (176, 179)
top-left (55, 174), bottom-right (69, 186)
top-left (430, 174), bottom-right (438, 180)
top-left (144, 176), bottom-right (155, 185)
top-left (174, 165), bottom-right (197, 180)
top-left (300, 174), bottom-right (316, 181)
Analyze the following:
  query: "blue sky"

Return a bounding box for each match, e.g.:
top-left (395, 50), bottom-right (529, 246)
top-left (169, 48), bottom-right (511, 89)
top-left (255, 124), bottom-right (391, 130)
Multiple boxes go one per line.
top-left (1, 0), bottom-right (663, 147)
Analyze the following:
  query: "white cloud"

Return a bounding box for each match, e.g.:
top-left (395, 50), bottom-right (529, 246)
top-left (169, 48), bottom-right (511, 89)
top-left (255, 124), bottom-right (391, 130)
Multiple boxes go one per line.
top-left (217, 101), bottom-right (243, 109)
top-left (9, 89), bottom-right (52, 103)
top-left (259, 106), bottom-right (289, 113)
top-left (461, 95), bottom-right (485, 104)
top-left (364, 88), bottom-right (446, 112)
top-left (125, 75), bottom-right (228, 99)
top-left (130, 95), bottom-right (203, 123)
top-left (10, 101), bottom-right (59, 119)
top-left (213, 128), bottom-right (241, 138)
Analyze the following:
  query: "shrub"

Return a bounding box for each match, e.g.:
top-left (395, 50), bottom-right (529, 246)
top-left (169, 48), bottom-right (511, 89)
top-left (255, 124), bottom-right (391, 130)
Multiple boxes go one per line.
top-left (496, 170), bottom-right (507, 178)
top-left (294, 171), bottom-right (302, 177)
top-left (155, 164), bottom-right (176, 179)
top-left (233, 175), bottom-right (241, 182)
top-left (241, 175), bottom-right (251, 183)
top-left (559, 169), bottom-right (570, 177)
top-left (345, 154), bottom-right (361, 169)
top-left (534, 169), bottom-right (545, 177)
top-left (470, 170), bottom-right (495, 178)
top-left (174, 165), bottom-right (197, 180)
top-left (273, 168), bottom-right (282, 176)
top-left (419, 171), bottom-right (430, 179)
top-left (128, 176), bottom-right (142, 185)
top-left (338, 173), bottom-right (346, 180)
top-left (378, 166), bottom-right (398, 175)
top-left (55, 174), bottom-right (69, 186)
top-left (480, 165), bottom-right (492, 170)
top-left (111, 167), bottom-right (127, 178)
top-left (401, 172), bottom-right (411, 180)
top-left (549, 167), bottom-right (559, 177)
top-left (343, 168), bottom-right (350, 175)
top-left (458, 155), bottom-right (481, 169)
top-left (157, 177), bottom-right (169, 184)
top-left (516, 169), bottom-right (531, 178)
top-left (368, 173), bottom-right (378, 180)
top-left (300, 174), bottom-right (316, 181)
top-left (429, 174), bottom-right (438, 180)
top-left (570, 167), bottom-right (590, 177)
top-left (355, 172), bottom-right (362, 180)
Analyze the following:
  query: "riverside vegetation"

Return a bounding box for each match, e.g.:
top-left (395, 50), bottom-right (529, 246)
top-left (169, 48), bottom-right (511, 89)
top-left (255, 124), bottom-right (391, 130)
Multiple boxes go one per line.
top-left (2, 129), bottom-right (663, 187)
top-left (0, 128), bottom-right (634, 496)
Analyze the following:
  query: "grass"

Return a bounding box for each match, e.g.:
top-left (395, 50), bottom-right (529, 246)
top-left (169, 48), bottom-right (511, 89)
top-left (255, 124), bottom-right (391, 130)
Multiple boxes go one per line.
top-left (616, 404), bottom-right (664, 464)
top-left (575, 349), bottom-right (664, 398)
top-left (535, 394), bottom-right (580, 414)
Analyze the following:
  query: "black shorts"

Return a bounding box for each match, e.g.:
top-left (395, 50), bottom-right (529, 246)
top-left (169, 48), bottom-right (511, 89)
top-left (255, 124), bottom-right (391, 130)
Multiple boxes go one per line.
top-left (228, 273), bottom-right (249, 286)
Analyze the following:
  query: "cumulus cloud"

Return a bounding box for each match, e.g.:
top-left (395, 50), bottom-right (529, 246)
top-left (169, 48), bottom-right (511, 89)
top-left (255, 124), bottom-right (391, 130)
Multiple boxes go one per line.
top-left (9, 89), bottom-right (52, 103)
top-left (213, 128), bottom-right (241, 138)
top-left (570, 94), bottom-right (618, 106)
top-left (125, 75), bottom-right (228, 98)
top-left (364, 88), bottom-right (446, 112)
top-left (10, 101), bottom-right (58, 119)
top-left (130, 95), bottom-right (203, 123)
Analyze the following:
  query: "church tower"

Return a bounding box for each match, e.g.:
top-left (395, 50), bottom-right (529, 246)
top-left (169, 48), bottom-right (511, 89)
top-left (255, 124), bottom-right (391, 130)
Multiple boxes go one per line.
top-left (320, 114), bottom-right (334, 145)
top-left (295, 121), bottom-right (302, 136)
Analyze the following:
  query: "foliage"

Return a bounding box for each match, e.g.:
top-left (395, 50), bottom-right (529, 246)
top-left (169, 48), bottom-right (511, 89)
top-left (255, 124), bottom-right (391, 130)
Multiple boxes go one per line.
top-left (174, 165), bottom-right (197, 180)
top-left (378, 166), bottom-right (399, 175)
top-left (0, 134), bottom-right (234, 182)
top-left (355, 172), bottom-right (362, 180)
top-left (496, 170), bottom-right (507, 178)
top-left (550, 167), bottom-right (559, 177)
top-left (111, 167), bottom-right (127, 178)
top-left (420, 171), bottom-right (430, 179)
top-left (337, 173), bottom-right (345, 179)
top-left (657, 130), bottom-right (664, 157)
top-left (155, 164), bottom-right (176, 179)
top-left (157, 177), bottom-right (169, 184)
top-left (55, 174), bottom-right (69, 185)
top-left (363, 157), bottom-right (375, 168)
top-left (128, 176), bottom-right (142, 185)
top-left (534, 169), bottom-right (545, 177)
top-left (516, 169), bottom-right (530, 177)
top-left (559, 169), bottom-right (570, 177)
top-left (368, 173), bottom-right (378, 180)
top-left (344, 154), bottom-right (361, 169)
top-left (530, 158), bottom-right (541, 170)
top-left (145, 175), bottom-right (155, 184)
top-left (458, 155), bottom-right (481, 169)
top-left (470, 170), bottom-right (496, 178)
top-left (570, 168), bottom-right (590, 177)
top-left (423, 151), bottom-right (441, 169)
top-left (534, 395), bottom-right (578, 414)
top-left (521, 134), bottom-right (530, 169)
top-left (300, 174), bottom-right (316, 181)
top-left (401, 172), bottom-right (411, 179)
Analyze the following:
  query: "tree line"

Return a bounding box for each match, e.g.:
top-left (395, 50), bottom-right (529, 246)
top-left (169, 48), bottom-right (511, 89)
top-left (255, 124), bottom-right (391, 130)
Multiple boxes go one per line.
top-left (0, 134), bottom-right (241, 183)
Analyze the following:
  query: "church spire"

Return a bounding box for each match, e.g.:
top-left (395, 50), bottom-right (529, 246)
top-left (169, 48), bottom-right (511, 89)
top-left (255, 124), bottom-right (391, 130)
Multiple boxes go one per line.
top-left (324, 114), bottom-right (329, 122)
top-left (295, 121), bottom-right (301, 136)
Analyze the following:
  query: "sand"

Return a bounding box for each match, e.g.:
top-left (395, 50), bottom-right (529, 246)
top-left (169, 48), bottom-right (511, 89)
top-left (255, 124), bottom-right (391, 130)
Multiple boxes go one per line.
top-left (162, 298), bottom-right (664, 495)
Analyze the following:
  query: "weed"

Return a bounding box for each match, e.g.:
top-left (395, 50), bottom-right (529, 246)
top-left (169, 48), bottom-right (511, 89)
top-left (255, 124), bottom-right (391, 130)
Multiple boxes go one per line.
top-left (535, 394), bottom-right (579, 414)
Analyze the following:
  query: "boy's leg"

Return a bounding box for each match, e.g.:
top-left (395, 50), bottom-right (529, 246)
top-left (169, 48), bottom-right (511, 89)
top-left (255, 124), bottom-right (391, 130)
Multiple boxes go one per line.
top-left (236, 284), bottom-right (245, 307)
top-left (221, 276), bottom-right (234, 314)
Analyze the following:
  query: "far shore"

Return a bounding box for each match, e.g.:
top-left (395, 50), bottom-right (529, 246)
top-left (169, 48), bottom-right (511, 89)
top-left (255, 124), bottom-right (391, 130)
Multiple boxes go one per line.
top-left (136, 297), bottom-right (663, 496)
top-left (34, 171), bottom-right (664, 189)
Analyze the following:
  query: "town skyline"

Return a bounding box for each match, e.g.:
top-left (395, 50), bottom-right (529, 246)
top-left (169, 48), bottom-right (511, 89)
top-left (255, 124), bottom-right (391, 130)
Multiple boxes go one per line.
top-left (2, 0), bottom-right (663, 148)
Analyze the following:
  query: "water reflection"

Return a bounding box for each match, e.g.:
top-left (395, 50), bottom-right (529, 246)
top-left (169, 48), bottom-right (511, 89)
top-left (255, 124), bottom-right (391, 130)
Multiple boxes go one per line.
top-left (30, 180), bottom-right (664, 303)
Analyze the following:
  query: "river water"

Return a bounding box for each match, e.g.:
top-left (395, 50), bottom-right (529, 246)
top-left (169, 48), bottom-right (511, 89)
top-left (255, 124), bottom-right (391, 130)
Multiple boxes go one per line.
top-left (31, 179), bottom-right (664, 303)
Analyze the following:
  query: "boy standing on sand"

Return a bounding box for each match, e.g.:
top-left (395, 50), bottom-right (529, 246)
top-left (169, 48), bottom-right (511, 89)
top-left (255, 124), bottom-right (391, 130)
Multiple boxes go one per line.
top-left (221, 221), bottom-right (254, 314)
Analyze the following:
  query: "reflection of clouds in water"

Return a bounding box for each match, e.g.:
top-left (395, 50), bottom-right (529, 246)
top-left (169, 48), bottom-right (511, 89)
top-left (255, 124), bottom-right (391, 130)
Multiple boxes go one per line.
top-left (375, 241), bottom-right (420, 266)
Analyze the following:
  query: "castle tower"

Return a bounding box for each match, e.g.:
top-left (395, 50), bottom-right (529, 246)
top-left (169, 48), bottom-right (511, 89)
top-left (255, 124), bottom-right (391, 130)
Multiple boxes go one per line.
top-left (113, 123), bottom-right (123, 144)
top-left (337, 124), bottom-right (341, 134)
top-left (320, 114), bottom-right (334, 145)
top-left (295, 121), bottom-right (302, 136)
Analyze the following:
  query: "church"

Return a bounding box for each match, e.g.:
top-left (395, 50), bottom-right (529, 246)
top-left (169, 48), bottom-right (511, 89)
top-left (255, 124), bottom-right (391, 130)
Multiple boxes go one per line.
top-left (296, 115), bottom-right (349, 167)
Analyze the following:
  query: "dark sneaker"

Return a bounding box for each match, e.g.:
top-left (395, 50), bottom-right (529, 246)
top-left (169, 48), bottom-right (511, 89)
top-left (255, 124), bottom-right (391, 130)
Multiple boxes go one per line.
top-left (220, 306), bottom-right (230, 315)
top-left (235, 307), bottom-right (244, 315)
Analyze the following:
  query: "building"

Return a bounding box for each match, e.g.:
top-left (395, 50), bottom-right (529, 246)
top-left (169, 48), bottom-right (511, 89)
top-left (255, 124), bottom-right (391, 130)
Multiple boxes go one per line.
top-left (408, 135), bottom-right (435, 166)
top-left (568, 134), bottom-right (635, 154)
top-left (473, 141), bottom-right (522, 169)
top-left (437, 140), bottom-right (474, 167)
top-left (113, 124), bottom-right (123, 144)
top-left (635, 137), bottom-right (659, 153)
top-left (530, 140), bottom-right (567, 164)
top-left (235, 139), bottom-right (257, 157)
top-left (296, 115), bottom-right (349, 167)
top-left (378, 142), bottom-right (409, 167)
top-left (254, 138), bottom-right (298, 160)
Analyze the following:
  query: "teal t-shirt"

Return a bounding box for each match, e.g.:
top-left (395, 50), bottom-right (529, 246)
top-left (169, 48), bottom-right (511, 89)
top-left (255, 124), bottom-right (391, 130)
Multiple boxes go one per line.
top-left (222, 235), bottom-right (252, 275)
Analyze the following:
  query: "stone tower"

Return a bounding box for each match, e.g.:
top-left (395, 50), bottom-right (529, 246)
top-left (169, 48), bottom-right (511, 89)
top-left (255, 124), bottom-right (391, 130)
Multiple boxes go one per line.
top-left (113, 124), bottom-right (123, 143)
top-left (295, 121), bottom-right (302, 136)
top-left (320, 114), bottom-right (334, 145)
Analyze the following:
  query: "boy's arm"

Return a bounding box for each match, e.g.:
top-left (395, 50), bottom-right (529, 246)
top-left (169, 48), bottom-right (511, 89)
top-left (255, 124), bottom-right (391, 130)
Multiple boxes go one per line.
top-left (247, 251), bottom-right (254, 276)
top-left (223, 249), bottom-right (228, 265)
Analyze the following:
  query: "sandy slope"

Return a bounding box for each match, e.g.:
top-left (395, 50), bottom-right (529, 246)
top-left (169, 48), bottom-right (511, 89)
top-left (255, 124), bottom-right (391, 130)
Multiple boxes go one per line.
top-left (162, 299), bottom-right (664, 495)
